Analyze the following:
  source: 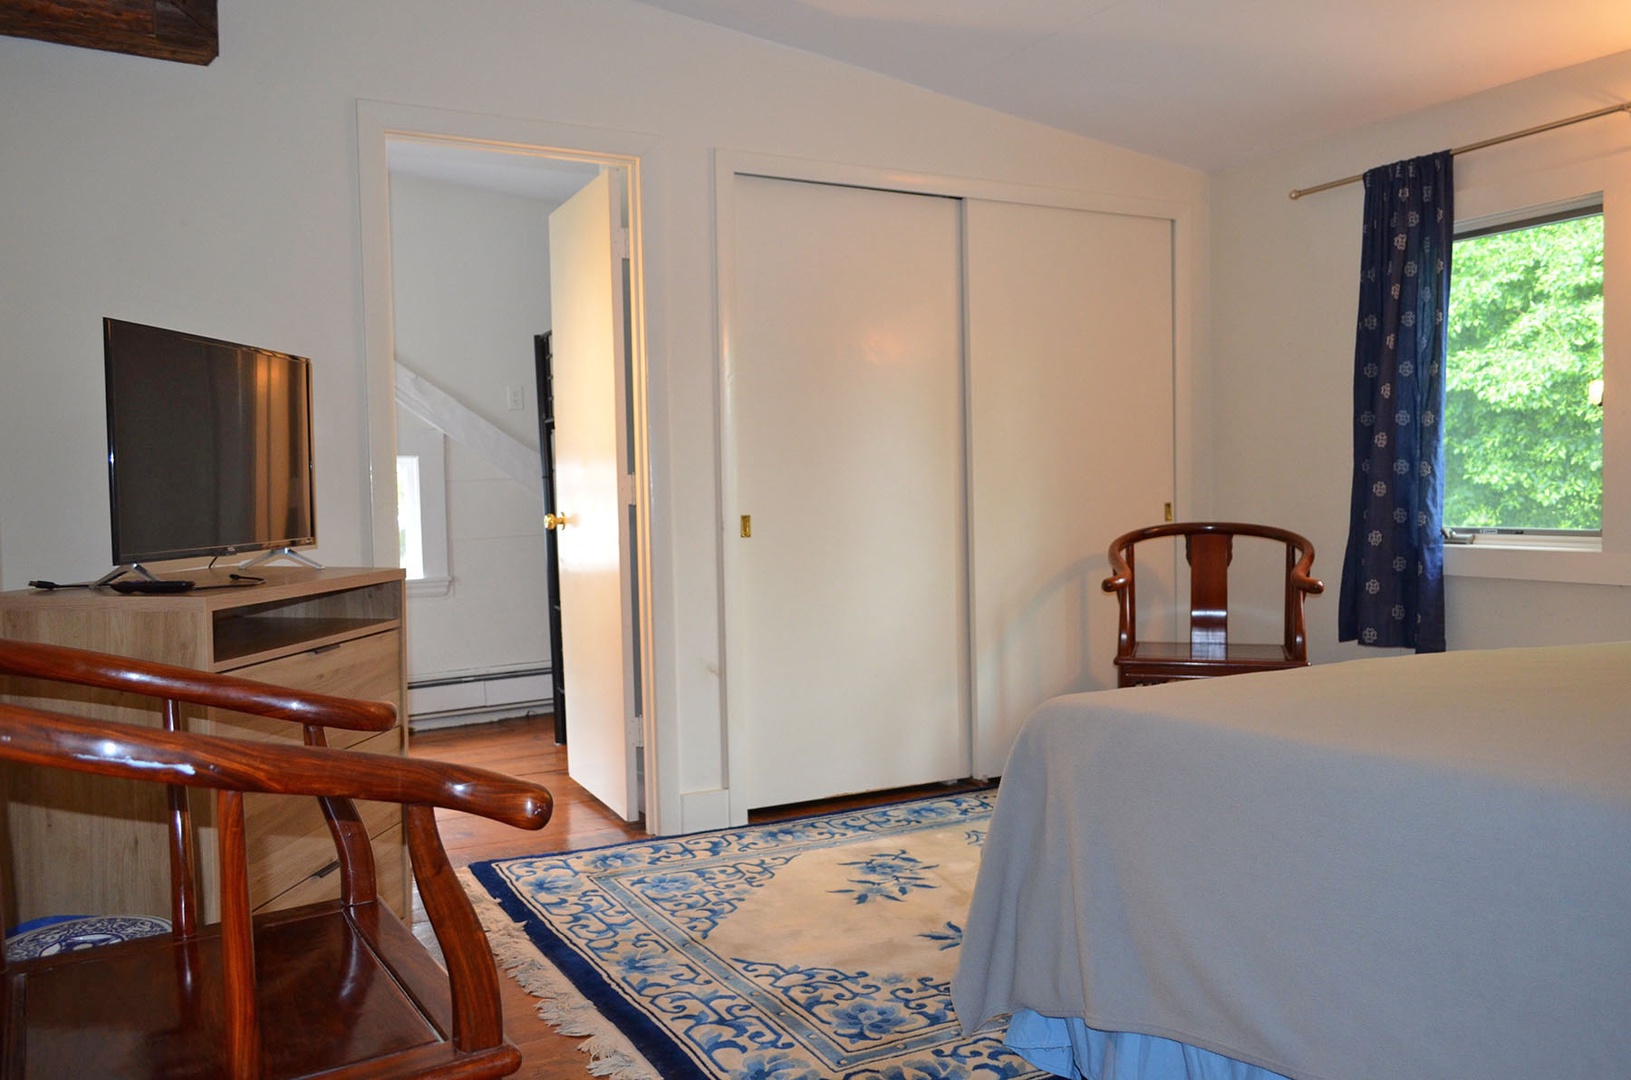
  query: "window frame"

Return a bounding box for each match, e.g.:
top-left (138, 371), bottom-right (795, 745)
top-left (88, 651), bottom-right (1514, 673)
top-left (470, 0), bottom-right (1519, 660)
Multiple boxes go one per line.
top-left (1442, 161), bottom-right (1628, 585)
top-left (1443, 195), bottom-right (1604, 542)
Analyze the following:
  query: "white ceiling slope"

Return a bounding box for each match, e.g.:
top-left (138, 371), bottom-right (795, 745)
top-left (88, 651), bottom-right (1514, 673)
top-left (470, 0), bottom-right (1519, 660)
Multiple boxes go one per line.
top-left (631, 0), bottom-right (1631, 171)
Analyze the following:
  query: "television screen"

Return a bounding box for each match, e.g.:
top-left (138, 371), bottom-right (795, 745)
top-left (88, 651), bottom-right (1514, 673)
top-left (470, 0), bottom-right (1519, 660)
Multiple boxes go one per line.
top-left (104, 318), bottom-right (317, 566)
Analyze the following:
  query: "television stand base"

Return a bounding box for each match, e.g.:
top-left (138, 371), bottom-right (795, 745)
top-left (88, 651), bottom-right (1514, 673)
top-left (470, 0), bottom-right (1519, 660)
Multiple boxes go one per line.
top-left (237, 547), bottom-right (324, 571)
top-left (93, 564), bottom-right (164, 587)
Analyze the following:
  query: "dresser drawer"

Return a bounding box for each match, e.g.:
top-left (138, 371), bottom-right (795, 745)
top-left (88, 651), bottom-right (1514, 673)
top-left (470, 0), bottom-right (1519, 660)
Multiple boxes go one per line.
top-left (208, 630), bottom-right (402, 750)
top-left (247, 797), bottom-right (405, 911)
top-left (269, 823), bottom-right (408, 919)
top-left (241, 725), bottom-right (406, 908)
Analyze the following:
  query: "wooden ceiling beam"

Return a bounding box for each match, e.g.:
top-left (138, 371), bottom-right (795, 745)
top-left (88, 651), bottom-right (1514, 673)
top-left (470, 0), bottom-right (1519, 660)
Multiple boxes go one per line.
top-left (0, 0), bottom-right (217, 65)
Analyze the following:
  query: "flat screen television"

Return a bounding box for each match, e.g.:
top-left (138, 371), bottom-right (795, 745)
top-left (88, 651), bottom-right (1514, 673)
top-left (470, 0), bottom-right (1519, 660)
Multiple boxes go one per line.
top-left (104, 318), bottom-right (317, 568)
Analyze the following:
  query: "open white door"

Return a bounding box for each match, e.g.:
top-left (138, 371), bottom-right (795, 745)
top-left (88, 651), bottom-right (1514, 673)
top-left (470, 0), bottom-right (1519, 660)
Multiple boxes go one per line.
top-left (549, 170), bottom-right (639, 821)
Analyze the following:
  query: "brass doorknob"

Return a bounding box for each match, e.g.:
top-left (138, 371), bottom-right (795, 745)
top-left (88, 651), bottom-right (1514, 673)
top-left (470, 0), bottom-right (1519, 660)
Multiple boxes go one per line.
top-left (545, 513), bottom-right (572, 531)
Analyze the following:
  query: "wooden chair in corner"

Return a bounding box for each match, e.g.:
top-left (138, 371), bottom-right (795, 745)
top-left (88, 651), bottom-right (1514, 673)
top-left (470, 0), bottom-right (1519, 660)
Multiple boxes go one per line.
top-left (1102, 522), bottom-right (1324, 687)
top-left (0, 637), bottom-right (553, 1080)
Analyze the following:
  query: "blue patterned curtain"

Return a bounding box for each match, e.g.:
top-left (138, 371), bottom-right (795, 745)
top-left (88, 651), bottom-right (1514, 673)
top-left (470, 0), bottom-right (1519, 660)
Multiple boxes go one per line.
top-left (1339, 151), bottom-right (1453, 652)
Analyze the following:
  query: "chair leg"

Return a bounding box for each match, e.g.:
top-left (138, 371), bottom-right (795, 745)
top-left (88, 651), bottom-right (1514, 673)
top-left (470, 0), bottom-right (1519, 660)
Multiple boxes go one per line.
top-left (405, 804), bottom-right (506, 1053)
top-left (217, 790), bottom-right (261, 1080)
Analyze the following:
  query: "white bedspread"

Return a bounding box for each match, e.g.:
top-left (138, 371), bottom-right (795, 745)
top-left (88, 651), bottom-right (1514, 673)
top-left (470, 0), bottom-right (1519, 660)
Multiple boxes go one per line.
top-left (953, 643), bottom-right (1631, 1080)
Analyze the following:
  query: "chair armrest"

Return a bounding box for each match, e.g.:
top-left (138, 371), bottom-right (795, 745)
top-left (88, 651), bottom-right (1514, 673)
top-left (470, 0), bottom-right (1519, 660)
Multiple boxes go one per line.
top-left (0, 637), bottom-right (395, 733)
top-left (0, 703), bottom-right (551, 829)
top-left (1102, 541), bottom-right (1132, 594)
top-left (1101, 547), bottom-right (1136, 656)
top-left (1289, 545), bottom-right (1324, 595)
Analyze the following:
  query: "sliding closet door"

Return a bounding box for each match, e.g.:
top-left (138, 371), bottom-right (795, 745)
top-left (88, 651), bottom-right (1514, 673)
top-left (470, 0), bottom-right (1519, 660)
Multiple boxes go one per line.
top-left (726, 175), bottom-right (968, 813)
top-left (966, 200), bottom-right (1176, 776)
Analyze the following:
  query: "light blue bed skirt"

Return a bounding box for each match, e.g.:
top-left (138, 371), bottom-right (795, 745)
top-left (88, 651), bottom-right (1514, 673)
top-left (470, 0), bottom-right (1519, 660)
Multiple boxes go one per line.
top-left (1005, 1010), bottom-right (1295, 1080)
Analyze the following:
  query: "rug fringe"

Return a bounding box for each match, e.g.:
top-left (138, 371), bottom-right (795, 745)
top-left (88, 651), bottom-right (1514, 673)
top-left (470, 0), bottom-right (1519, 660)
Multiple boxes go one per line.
top-left (460, 869), bottom-right (659, 1080)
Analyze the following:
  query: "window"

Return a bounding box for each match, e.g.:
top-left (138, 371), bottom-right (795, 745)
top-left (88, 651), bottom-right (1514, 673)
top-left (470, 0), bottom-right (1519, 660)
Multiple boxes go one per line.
top-left (395, 409), bottom-right (451, 595)
top-left (1444, 203), bottom-right (1604, 535)
top-left (397, 454), bottom-right (425, 580)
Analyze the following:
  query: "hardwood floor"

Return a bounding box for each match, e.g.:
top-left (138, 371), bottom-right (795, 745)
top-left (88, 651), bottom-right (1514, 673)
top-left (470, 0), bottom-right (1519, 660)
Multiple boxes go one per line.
top-left (408, 714), bottom-right (637, 1080)
top-left (407, 712), bottom-right (988, 1079)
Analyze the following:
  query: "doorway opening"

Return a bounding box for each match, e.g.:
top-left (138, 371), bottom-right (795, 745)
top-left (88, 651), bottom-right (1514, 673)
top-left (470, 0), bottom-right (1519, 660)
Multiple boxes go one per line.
top-left (358, 103), bottom-right (656, 829)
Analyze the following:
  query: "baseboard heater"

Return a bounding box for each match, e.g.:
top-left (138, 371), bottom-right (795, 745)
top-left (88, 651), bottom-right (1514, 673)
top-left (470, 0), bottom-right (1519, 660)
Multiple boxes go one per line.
top-left (406, 665), bottom-right (552, 731)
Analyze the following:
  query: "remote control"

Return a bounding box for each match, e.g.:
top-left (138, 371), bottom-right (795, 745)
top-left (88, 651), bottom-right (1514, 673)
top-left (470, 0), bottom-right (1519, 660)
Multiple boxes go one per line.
top-left (108, 579), bottom-right (196, 594)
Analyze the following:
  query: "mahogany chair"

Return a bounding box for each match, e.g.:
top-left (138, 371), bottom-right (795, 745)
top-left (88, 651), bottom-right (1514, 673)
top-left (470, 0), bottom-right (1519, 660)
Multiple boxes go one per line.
top-left (0, 637), bottom-right (553, 1080)
top-left (1102, 522), bottom-right (1324, 687)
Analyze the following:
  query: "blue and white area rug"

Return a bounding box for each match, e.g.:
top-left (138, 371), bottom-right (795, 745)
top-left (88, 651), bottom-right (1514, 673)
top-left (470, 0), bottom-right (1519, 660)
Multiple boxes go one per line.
top-left (466, 790), bottom-right (1042, 1080)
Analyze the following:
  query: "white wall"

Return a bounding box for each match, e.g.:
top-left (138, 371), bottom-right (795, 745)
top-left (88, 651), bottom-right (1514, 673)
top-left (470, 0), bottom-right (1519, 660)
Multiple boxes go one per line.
top-left (390, 173), bottom-right (553, 449)
top-left (388, 173), bottom-right (553, 682)
top-left (1211, 49), bottom-right (1631, 661)
top-left (0, 0), bottom-right (1206, 831)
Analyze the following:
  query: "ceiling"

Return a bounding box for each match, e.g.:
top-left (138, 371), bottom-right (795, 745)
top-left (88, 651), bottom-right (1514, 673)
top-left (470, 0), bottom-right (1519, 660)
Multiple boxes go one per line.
top-left (630, 0), bottom-right (1631, 171)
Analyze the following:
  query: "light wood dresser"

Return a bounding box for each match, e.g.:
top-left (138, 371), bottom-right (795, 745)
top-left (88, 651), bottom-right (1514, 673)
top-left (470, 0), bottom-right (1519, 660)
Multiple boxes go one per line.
top-left (0, 566), bottom-right (408, 924)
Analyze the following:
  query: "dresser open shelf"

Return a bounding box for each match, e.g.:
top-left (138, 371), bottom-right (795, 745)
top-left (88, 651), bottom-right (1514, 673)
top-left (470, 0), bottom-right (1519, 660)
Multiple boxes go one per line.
top-left (206, 573), bottom-right (402, 668)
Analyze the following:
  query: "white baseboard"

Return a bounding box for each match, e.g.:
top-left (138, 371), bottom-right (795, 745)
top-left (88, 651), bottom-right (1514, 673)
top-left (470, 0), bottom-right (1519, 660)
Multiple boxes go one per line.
top-left (680, 788), bottom-right (733, 832)
top-left (409, 702), bottom-right (551, 732)
top-left (407, 668), bottom-right (553, 730)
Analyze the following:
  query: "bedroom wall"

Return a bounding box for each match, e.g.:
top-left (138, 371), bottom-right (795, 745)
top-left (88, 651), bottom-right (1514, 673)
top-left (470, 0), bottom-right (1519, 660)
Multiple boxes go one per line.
top-left (1211, 49), bottom-right (1631, 661)
top-left (387, 173), bottom-right (554, 686)
top-left (0, 0), bottom-right (1207, 831)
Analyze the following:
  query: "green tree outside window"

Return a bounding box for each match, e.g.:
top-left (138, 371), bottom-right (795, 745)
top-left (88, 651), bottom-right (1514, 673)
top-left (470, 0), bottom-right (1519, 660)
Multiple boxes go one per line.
top-left (1445, 211), bottom-right (1604, 531)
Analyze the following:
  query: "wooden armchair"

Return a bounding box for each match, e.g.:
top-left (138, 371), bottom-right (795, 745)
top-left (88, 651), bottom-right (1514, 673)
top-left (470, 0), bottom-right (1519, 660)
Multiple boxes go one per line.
top-left (1102, 522), bottom-right (1323, 687)
top-left (0, 637), bottom-right (552, 1079)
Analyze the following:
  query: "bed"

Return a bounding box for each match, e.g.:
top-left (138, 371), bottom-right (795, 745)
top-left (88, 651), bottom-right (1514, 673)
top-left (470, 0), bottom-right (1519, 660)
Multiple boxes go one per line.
top-left (952, 642), bottom-right (1631, 1080)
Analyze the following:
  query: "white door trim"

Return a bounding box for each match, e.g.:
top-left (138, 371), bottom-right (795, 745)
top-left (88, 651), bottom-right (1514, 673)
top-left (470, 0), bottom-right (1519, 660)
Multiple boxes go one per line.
top-left (356, 100), bottom-right (666, 832)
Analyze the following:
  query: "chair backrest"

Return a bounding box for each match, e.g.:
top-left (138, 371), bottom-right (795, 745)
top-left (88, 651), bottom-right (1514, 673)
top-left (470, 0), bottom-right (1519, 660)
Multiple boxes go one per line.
top-left (1102, 522), bottom-right (1323, 660)
top-left (0, 637), bottom-right (553, 1080)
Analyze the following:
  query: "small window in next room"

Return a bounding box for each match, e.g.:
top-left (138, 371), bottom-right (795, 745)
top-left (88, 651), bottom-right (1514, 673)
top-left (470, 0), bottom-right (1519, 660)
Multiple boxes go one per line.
top-left (395, 409), bottom-right (451, 594)
top-left (1445, 201), bottom-right (1604, 537)
top-left (397, 454), bottom-right (425, 580)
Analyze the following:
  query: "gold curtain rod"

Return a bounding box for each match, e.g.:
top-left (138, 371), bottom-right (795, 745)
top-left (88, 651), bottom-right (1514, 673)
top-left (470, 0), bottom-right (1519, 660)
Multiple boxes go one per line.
top-left (1288, 100), bottom-right (1631, 200)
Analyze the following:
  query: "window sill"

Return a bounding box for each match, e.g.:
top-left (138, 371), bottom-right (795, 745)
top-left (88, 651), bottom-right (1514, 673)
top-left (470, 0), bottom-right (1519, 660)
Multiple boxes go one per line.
top-left (1443, 545), bottom-right (1631, 585)
top-left (406, 575), bottom-right (453, 598)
